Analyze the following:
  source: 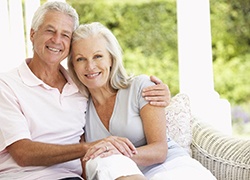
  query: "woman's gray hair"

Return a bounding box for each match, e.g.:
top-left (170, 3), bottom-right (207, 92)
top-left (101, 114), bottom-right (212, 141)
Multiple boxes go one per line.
top-left (68, 22), bottom-right (134, 95)
top-left (31, 1), bottom-right (79, 31)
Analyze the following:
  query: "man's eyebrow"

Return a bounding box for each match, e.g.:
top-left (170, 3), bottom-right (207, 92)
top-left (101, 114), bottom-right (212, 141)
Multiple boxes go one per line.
top-left (45, 24), bottom-right (73, 34)
top-left (45, 24), bottom-right (54, 29)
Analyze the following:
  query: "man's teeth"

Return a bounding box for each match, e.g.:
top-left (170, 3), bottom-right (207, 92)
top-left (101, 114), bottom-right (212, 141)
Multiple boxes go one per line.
top-left (48, 47), bottom-right (60, 52)
top-left (86, 73), bottom-right (99, 77)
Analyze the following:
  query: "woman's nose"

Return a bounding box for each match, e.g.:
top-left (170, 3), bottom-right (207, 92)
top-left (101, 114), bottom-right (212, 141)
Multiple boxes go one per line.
top-left (85, 61), bottom-right (95, 71)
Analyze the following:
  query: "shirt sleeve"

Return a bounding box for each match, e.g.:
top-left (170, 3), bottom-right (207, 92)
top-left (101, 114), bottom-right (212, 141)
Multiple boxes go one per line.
top-left (0, 80), bottom-right (31, 151)
top-left (131, 75), bottom-right (156, 110)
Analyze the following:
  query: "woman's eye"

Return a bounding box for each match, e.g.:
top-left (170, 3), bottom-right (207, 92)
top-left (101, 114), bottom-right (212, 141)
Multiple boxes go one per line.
top-left (95, 55), bottom-right (102, 59)
top-left (76, 57), bottom-right (85, 62)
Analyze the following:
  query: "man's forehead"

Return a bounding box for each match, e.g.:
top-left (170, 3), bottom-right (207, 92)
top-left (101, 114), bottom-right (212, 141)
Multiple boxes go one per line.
top-left (42, 11), bottom-right (75, 32)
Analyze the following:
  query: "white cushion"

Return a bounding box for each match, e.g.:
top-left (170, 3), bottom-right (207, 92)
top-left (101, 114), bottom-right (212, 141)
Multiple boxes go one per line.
top-left (165, 93), bottom-right (193, 155)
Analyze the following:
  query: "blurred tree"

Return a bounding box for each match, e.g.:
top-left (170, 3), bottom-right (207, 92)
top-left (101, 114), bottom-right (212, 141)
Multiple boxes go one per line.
top-left (210, 0), bottom-right (250, 104)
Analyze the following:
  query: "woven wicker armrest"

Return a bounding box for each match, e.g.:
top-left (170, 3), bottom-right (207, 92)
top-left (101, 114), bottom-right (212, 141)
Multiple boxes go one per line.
top-left (191, 120), bottom-right (250, 180)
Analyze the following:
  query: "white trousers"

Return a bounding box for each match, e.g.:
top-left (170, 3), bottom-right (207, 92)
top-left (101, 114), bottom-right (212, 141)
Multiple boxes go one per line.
top-left (85, 154), bottom-right (216, 180)
top-left (85, 154), bottom-right (143, 180)
top-left (149, 156), bottom-right (217, 180)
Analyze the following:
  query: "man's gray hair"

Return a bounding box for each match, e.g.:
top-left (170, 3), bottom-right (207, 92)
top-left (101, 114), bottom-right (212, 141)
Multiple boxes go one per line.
top-left (31, 1), bottom-right (79, 31)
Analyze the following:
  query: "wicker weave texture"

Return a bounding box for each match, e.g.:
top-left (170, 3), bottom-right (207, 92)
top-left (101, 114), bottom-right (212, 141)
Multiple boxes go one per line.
top-left (191, 120), bottom-right (250, 180)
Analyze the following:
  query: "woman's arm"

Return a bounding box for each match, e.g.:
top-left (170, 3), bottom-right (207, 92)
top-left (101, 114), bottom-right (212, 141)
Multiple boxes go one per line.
top-left (131, 104), bottom-right (168, 166)
top-left (82, 135), bottom-right (137, 161)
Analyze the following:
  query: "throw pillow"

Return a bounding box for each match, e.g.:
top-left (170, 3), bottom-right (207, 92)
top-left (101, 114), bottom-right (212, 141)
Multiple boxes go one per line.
top-left (165, 93), bottom-right (193, 155)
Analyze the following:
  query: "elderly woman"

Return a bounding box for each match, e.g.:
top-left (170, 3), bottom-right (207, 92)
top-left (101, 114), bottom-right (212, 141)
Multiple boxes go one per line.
top-left (68, 22), bottom-right (216, 180)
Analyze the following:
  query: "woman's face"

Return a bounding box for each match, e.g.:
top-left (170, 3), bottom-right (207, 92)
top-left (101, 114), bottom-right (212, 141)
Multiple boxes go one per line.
top-left (71, 35), bottom-right (112, 91)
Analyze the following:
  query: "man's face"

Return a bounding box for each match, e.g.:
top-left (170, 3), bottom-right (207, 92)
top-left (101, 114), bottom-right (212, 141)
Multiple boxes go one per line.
top-left (30, 11), bottom-right (74, 65)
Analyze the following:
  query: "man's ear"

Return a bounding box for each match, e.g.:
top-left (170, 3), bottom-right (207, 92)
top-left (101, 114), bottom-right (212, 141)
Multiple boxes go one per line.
top-left (30, 28), bottom-right (35, 42)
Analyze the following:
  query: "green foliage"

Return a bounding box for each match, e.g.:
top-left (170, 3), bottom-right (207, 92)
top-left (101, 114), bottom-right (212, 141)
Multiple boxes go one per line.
top-left (213, 55), bottom-right (250, 104)
top-left (210, 0), bottom-right (250, 104)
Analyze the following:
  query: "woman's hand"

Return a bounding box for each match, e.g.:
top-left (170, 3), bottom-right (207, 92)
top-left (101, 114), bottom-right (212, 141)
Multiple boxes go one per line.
top-left (142, 75), bottom-right (171, 107)
top-left (82, 136), bottom-right (137, 161)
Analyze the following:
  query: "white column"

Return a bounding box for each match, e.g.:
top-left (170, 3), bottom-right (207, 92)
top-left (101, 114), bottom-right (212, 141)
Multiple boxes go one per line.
top-left (0, 0), bottom-right (40, 72)
top-left (0, 0), bottom-right (26, 72)
top-left (176, 0), bottom-right (232, 134)
top-left (25, 0), bottom-right (40, 58)
top-left (0, 0), bottom-right (11, 72)
top-left (8, 0), bottom-right (26, 69)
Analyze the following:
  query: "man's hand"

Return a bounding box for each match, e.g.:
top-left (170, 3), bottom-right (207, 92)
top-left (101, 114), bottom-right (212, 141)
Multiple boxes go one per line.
top-left (142, 75), bottom-right (171, 107)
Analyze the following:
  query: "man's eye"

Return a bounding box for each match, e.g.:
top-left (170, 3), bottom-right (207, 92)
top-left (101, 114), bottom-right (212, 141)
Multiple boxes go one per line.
top-left (63, 34), bottom-right (70, 39)
top-left (47, 29), bottom-right (54, 33)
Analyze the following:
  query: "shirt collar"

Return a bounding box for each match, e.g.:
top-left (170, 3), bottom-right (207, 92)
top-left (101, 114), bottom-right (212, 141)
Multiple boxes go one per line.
top-left (18, 59), bottom-right (79, 94)
top-left (18, 58), bottom-right (44, 87)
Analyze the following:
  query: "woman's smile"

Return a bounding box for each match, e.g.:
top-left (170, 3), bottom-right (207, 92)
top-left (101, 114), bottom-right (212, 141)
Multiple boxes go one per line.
top-left (85, 72), bottom-right (101, 79)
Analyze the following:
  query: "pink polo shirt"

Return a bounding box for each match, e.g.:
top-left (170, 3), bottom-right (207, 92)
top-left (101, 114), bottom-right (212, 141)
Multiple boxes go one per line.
top-left (0, 59), bottom-right (87, 179)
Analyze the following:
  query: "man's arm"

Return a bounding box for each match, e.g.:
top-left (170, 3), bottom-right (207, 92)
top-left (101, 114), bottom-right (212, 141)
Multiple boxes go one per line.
top-left (7, 136), bottom-right (137, 167)
top-left (142, 75), bottom-right (171, 107)
top-left (6, 139), bottom-right (88, 167)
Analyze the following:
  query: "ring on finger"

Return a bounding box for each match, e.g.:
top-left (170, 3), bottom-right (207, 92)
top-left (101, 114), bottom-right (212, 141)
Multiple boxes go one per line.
top-left (105, 146), bottom-right (109, 152)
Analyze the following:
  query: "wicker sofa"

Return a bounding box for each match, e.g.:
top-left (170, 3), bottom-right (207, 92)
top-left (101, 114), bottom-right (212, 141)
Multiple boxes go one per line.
top-left (165, 93), bottom-right (250, 180)
top-left (191, 119), bottom-right (250, 180)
